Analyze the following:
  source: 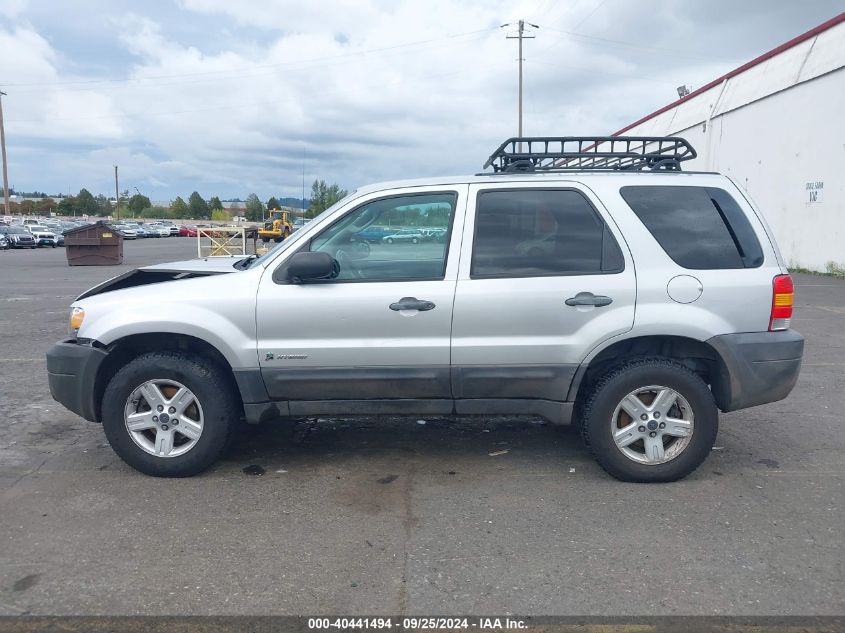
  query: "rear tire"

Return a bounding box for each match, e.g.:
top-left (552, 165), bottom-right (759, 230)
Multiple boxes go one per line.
top-left (580, 357), bottom-right (718, 482)
top-left (101, 351), bottom-right (240, 477)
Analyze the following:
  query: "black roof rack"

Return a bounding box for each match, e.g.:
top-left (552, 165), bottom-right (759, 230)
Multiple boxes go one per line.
top-left (482, 136), bottom-right (697, 173)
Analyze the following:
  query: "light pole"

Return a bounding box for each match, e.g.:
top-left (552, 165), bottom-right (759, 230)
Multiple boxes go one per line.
top-left (0, 89), bottom-right (10, 216)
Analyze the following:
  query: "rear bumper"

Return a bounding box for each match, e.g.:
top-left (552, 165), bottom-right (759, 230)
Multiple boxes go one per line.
top-left (46, 339), bottom-right (108, 422)
top-left (707, 330), bottom-right (804, 412)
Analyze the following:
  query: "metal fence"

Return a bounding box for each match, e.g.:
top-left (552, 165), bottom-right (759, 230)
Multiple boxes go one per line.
top-left (197, 226), bottom-right (247, 257)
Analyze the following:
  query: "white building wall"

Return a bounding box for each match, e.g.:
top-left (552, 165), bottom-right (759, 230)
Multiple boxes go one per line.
top-left (619, 19), bottom-right (845, 272)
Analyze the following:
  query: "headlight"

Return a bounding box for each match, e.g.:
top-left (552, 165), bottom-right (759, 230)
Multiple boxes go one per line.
top-left (69, 307), bottom-right (85, 336)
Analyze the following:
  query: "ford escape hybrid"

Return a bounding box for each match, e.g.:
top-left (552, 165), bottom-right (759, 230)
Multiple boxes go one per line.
top-left (46, 137), bottom-right (804, 481)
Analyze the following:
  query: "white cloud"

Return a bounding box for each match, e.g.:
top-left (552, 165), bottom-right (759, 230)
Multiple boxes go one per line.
top-left (0, 0), bottom-right (28, 19)
top-left (1, 0), bottom-right (841, 199)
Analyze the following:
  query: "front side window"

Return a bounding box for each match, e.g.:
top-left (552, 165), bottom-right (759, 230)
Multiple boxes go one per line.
top-left (471, 189), bottom-right (624, 278)
top-left (306, 192), bottom-right (457, 282)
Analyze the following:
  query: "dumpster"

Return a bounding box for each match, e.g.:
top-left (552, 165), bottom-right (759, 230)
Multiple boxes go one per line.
top-left (64, 221), bottom-right (124, 266)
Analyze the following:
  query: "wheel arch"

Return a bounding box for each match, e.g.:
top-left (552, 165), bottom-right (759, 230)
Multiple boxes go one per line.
top-left (93, 333), bottom-right (242, 423)
top-left (569, 334), bottom-right (732, 411)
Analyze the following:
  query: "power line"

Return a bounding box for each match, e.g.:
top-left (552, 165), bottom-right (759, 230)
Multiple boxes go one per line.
top-left (572, 0), bottom-right (608, 30)
top-left (541, 26), bottom-right (735, 62)
top-left (3, 27), bottom-right (499, 91)
top-left (5, 61), bottom-right (511, 124)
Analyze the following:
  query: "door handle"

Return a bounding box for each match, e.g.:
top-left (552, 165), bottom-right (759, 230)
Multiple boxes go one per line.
top-left (565, 292), bottom-right (613, 307)
top-left (389, 297), bottom-right (436, 312)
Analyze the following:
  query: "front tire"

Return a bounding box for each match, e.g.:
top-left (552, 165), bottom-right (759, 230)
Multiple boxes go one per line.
top-left (580, 357), bottom-right (718, 482)
top-left (101, 351), bottom-right (240, 477)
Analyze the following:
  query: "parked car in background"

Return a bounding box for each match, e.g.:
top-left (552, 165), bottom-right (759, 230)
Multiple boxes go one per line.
top-left (113, 224), bottom-right (138, 240)
top-left (382, 229), bottom-right (424, 244)
top-left (0, 225), bottom-right (37, 248)
top-left (160, 221), bottom-right (179, 236)
top-left (179, 225), bottom-right (198, 237)
top-left (0, 234), bottom-right (8, 250)
top-left (420, 228), bottom-right (448, 242)
top-left (352, 226), bottom-right (390, 243)
top-left (26, 225), bottom-right (58, 247)
top-left (123, 223), bottom-right (148, 238)
top-left (146, 223), bottom-right (171, 238)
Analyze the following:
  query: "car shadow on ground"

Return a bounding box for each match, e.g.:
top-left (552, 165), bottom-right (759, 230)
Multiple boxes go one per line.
top-left (219, 415), bottom-right (586, 475)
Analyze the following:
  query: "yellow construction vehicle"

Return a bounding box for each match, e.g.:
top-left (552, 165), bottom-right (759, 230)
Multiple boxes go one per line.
top-left (257, 210), bottom-right (293, 243)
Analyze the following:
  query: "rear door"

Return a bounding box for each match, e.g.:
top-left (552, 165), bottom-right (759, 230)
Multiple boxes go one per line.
top-left (451, 182), bottom-right (636, 401)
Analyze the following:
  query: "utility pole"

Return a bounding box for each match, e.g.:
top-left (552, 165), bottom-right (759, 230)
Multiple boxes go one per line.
top-left (502, 20), bottom-right (538, 152)
top-left (0, 90), bottom-right (10, 216)
top-left (114, 165), bottom-right (119, 221)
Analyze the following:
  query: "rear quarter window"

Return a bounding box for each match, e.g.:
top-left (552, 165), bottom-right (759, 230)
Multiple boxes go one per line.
top-left (620, 185), bottom-right (763, 269)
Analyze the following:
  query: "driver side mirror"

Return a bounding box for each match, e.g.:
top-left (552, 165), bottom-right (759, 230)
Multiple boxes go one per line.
top-left (287, 251), bottom-right (339, 284)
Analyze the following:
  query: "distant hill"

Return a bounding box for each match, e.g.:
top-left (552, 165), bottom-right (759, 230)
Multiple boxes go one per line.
top-left (277, 197), bottom-right (308, 209)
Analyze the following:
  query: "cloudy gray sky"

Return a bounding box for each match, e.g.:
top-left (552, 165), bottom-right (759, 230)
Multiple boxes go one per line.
top-left (1, 0), bottom-right (842, 202)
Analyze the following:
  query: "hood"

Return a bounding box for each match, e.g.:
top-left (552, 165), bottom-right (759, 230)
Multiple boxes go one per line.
top-left (142, 257), bottom-right (244, 273)
top-left (76, 257), bottom-right (242, 300)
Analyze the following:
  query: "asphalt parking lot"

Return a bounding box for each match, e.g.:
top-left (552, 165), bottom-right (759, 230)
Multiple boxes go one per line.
top-left (0, 238), bottom-right (842, 616)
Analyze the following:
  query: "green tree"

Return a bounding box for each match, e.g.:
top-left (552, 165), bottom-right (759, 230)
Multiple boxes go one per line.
top-left (95, 194), bottom-right (113, 216)
top-left (209, 196), bottom-right (224, 212)
top-left (170, 196), bottom-right (189, 218)
top-left (245, 193), bottom-right (264, 222)
top-left (76, 188), bottom-right (101, 216)
top-left (140, 206), bottom-right (172, 219)
top-left (127, 193), bottom-right (151, 216)
top-left (308, 179), bottom-right (347, 218)
top-left (35, 198), bottom-right (56, 215)
top-left (58, 196), bottom-right (79, 217)
top-left (211, 209), bottom-right (229, 222)
top-left (267, 196), bottom-right (281, 211)
top-left (188, 191), bottom-right (210, 219)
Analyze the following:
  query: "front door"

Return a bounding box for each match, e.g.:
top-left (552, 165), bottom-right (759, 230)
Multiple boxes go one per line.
top-left (256, 186), bottom-right (467, 404)
top-left (451, 183), bottom-right (636, 401)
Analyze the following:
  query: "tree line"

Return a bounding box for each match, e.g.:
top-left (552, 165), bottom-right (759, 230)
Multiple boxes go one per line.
top-left (6, 179), bottom-right (347, 222)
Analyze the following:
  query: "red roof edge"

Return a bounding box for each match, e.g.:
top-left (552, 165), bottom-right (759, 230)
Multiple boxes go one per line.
top-left (613, 11), bottom-right (845, 136)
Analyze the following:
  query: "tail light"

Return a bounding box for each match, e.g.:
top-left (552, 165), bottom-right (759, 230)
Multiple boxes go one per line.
top-left (770, 274), bottom-right (794, 331)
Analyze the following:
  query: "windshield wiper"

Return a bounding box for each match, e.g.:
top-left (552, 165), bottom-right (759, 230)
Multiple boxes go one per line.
top-left (233, 254), bottom-right (258, 270)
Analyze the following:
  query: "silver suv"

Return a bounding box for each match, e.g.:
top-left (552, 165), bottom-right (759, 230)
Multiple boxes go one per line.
top-left (46, 137), bottom-right (804, 481)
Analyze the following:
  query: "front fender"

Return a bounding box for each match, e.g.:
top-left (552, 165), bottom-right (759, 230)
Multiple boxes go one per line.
top-left (75, 273), bottom-right (259, 369)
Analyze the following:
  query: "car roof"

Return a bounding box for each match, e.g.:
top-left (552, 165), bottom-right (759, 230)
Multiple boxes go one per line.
top-left (353, 170), bottom-right (727, 196)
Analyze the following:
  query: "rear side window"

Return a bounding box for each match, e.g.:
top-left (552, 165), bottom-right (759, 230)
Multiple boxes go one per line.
top-left (620, 186), bottom-right (763, 269)
top-left (471, 189), bottom-right (624, 278)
